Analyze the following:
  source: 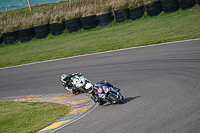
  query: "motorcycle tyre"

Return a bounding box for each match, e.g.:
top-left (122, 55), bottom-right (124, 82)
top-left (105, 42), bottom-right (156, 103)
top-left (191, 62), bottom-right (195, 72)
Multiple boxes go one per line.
top-left (108, 93), bottom-right (124, 104)
top-left (89, 92), bottom-right (98, 102)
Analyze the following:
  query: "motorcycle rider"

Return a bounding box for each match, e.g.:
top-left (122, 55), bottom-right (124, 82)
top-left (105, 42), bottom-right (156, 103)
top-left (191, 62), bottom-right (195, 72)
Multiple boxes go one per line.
top-left (91, 80), bottom-right (121, 106)
top-left (61, 73), bottom-right (121, 105)
top-left (61, 73), bottom-right (81, 95)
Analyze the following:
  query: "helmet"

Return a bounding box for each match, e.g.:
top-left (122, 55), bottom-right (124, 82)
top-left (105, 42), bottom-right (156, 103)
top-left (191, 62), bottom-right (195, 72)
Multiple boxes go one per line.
top-left (85, 83), bottom-right (93, 93)
top-left (61, 74), bottom-right (67, 81)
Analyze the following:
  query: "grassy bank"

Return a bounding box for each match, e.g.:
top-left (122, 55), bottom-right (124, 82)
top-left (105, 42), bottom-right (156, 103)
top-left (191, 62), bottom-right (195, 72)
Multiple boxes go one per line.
top-left (0, 5), bottom-right (200, 68)
top-left (0, 0), bottom-right (138, 33)
top-left (0, 101), bottom-right (70, 133)
top-left (0, 0), bottom-right (173, 33)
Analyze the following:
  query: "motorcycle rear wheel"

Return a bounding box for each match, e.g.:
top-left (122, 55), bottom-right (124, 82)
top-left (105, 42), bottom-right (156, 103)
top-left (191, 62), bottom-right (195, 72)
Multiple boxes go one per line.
top-left (108, 93), bottom-right (124, 104)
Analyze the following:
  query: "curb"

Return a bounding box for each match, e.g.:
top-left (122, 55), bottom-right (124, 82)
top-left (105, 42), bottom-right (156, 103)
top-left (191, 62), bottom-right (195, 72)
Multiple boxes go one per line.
top-left (0, 93), bottom-right (95, 133)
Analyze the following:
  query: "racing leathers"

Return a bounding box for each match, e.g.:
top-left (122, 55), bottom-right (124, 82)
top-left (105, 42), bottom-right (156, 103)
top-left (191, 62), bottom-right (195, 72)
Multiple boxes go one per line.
top-left (61, 73), bottom-right (81, 94)
top-left (93, 80), bottom-right (121, 105)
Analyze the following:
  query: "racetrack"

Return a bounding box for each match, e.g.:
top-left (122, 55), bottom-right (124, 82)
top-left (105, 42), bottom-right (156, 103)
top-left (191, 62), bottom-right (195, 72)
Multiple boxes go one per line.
top-left (0, 39), bottom-right (200, 133)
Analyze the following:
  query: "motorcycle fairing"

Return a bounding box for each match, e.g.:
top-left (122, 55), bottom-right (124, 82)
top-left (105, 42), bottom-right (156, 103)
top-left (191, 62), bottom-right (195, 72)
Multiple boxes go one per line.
top-left (71, 75), bottom-right (86, 88)
top-left (97, 84), bottom-right (118, 99)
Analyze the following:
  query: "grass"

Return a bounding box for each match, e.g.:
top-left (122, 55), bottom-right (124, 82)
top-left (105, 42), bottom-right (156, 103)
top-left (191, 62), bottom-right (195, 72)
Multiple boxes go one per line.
top-left (0, 0), bottom-right (150, 33)
top-left (0, 101), bottom-right (70, 133)
top-left (0, 5), bottom-right (200, 68)
top-left (0, 0), bottom-right (122, 32)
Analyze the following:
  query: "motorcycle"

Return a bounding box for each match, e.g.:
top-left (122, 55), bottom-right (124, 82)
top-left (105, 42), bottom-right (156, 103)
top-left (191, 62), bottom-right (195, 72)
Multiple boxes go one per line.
top-left (61, 73), bottom-right (93, 94)
top-left (61, 74), bottom-right (124, 105)
top-left (89, 80), bottom-right (124, 105)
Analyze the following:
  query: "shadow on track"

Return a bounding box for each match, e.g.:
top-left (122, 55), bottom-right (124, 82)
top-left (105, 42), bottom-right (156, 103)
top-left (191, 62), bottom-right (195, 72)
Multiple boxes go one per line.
top-left (123, 96), bottom-right (141, 104)
top-left (102, 96), bottom-right (141, 106)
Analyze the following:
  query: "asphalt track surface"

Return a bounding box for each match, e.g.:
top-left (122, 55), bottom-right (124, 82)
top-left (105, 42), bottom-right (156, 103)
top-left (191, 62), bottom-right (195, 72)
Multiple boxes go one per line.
top-left (0, 39), bottom-right (200, 133)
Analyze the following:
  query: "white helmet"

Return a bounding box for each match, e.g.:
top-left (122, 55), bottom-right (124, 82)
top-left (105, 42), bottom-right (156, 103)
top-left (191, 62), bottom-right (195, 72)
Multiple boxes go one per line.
top-left (85, 83), bottom-right (93, 93)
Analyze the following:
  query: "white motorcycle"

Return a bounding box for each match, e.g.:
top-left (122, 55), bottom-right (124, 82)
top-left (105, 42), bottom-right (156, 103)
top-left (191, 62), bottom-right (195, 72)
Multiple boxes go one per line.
top-left (61, 73), bottom-right (93, 94)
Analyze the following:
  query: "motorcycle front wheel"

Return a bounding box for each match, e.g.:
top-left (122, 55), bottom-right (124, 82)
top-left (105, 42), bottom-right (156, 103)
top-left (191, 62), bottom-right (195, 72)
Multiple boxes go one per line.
top-left (89, 93), bottom-right (99, 102)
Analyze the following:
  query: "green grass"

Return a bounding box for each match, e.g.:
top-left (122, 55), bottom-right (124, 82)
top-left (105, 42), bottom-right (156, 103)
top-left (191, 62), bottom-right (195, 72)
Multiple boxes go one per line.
top-left (0, 0), bottom-right (120, 32)
top-left (0, 5), bottom-right (200, 68)
top-left (0, 101), bottom-right (70, 133)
